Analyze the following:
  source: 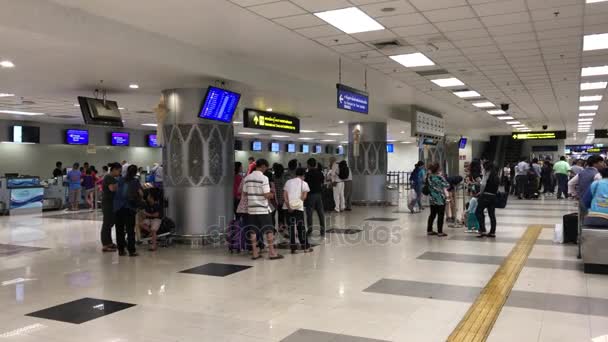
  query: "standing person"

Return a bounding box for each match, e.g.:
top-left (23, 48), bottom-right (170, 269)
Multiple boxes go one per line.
top-left (553, 156), bottom-right (571, 199)
top-left (502, 163), bottom-right (512, 194)
top-left (284, 168), bottom-right (312, 254)
top-left (243, 159), bottom-right (283, 260)
top-left (529, 158), bottom-right (541, 199)
top-left (571, 159), bottom-right (584, 176)
top-left (568, 155), bottom-right (605, 200)
top-left (82, 169), bottom-right (96, 209)
top-left (100, 163), bottom-right (120, 252)
top-left (330, 157), bottom-right (345, 213)
top-left (541, 159), bottom-right (554, 194)
top-left (151, 163), bottom-right (163, 188)
top-left (342, 161), bottom-right (353, 211)
top-left (233, 162), bottom-right (244, 215)
top-left (53, 161), bottom-right (63, 178)
top-left (286, 159), bottom-right (298, 181)
top-left (66, 163), bottom-right (82, 211)
top-left (476, 162), bottom-right (500, 238)
top-left (582, 168), bottom-right (608, 227)
top-left (304, 158), bottom-right (326, 236)
top-left (273, 163), bottom-right (287, 232)
top-left (426, 162), bottom-right (449, 237)
top-left (246, 156), bottom-right (256, 175)
top-left (121, 160), bottom-right (130, 177)
top-left (515, 157), bottom-right (530, 200)
top-left (114, 164), bottom-right (143, 257)
top-left (410, 162), bottom-right (424, 212)
top-left (100, 165), bottom-right (109, 178)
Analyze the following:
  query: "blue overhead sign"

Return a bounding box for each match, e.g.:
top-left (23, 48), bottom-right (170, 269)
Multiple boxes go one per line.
top-left (337, 84), bottom-right (369, 114)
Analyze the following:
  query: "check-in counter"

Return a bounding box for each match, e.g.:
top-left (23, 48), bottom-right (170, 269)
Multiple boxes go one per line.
top-left (0, 177), bottom-right (44, 215)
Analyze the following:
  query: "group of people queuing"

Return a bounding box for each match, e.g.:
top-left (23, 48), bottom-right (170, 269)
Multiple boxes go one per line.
top-left (233, 156), bottom-right (352, 259)
top-left (54, 159), bottom-right (165, 256)
top-left (411, 159), bottom-right (501, 239)
top-left (502, 156), bottom-right (588, 200)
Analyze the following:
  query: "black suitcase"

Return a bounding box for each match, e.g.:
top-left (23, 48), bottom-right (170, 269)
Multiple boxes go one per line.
top-left (563, 212), bottom-right (578, 244)
top-left (323, 186), bottom-right (335, 211)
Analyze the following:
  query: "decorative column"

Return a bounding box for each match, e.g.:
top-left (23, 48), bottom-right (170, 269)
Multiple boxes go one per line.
top-left (161, 88), bottom-right (234, 241)
top-left (348, 122), bottom-right (387, 204)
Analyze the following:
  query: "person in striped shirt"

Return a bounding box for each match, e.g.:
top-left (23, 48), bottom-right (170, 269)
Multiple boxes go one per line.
top-left (243, 159), bottom-right (284, 260)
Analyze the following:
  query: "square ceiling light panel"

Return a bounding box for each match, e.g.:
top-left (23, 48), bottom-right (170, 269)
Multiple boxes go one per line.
top-left (580, 112), bottom-right (596, 117)
top-left (580, 105), bottom-right (600, 110)
top-left (581, 82), bottom-right (608, 91)
top-left (389, 52), bottom-right (435, 68)
top-left (497, 116), bottom-right (514, 120)
top-left (473, 102), bottom-right (495, 108)
top-left (582, 65), bottom-right (608, 77)
top-left (583, 33), bottom-right (608, 51)
top-left (431, 77), bottom-right (465, 87)
top-left (453, 90), bottom-right (481, 98)
top-left (314, 7), bottom-right (385, 34)
top-left (580, 95), bottom-right (603, 102)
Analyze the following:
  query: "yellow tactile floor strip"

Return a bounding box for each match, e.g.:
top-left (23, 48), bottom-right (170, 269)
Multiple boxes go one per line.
top-left (447, 225), bottom-right (542, 342)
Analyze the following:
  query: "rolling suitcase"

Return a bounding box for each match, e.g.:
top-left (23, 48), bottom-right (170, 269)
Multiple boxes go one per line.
top-left (563, 212), bottom-right (578, 244)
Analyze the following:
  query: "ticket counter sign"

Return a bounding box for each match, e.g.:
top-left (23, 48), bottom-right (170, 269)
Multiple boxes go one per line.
top-left (511, 131), bottom-right (566, 140)
top-left (243, 109), bottom-right (300, 134)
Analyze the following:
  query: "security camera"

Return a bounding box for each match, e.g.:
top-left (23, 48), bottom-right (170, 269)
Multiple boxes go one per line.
top-left (501, 103), bottom-right (510, 111)
top-left (542, 125), bottom-right (548, 130)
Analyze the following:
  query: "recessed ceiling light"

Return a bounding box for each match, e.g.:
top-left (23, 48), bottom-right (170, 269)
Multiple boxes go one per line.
top-left (581, 82), bottom-right (607, 91)
top-left (579, 112), bottom-right (596, 117)
top-left (473, 102), bottom-right (495, 108)
top-left (326, 133), bottom-right (344, 136)
top-left (517, 128), bottom-right (532, 131)
top-left (487, 110), bottom-right (506, 115)
top-left (583, 32), bottom-right (608, 51)
top-left (582, 65), bottom-right (608, 77)
top-left (453, 90), bottom-right (481, 98)
top-left (300, 130), bottom-right (317, 133)
top-left (314, 7), bottom-right (384, 34)
top-left (579, 118), bottom-right (594, 122)
top-left (299, 137), bottom-right (314, 140)
top-left (401, 141), bottom-right (413, 144)
top-left (579, 123), bottom-right (592, 126)
top-left (580, 95), bottom-right (603, 102)
top-left (129, 84), bottom-right (139, 89)
top-left (497, 116), bottom-right (514, 120)
top-left (580, 105), bottom-right (599, 110)
top-left (400, 130), bottom-right (405, 134)
top-left (431, 77), bottom-right (465, 87)
top-left (587, 0), bottom-right (608, 3)
top-left (506, 121), bottom-right (521, 125)
top-left (73, 103), bottom-right (80, 107)
top-left (0, 60), bottom-right (15, 68)
top-left (266, 108), bottom-right (273, 112)
top-left (238, 132), bottom-right (259, 135)
top-left (512, 124), bottom-right (526, 128)
top-left (118, 107), bottom-right (125, 110)
top-left (321, 139), bottom-right (336, 142)
top-left (387, 140), bottom-right (396, 142)
top-left (338, 120), bottom-right (345, 124)
top-left (233, 121), bottom-right (242, 124)
top-left (340, 141), bottom-right (348, 144)
top-left (0, 110), bottom-right (44, 116)
top-left (272, 135), bottom-right (289, 138)
top-left (389, 52), bottom-right (435, 68)
top-left (141, 123), bottom-right (157, 127)
top-left (0, 93), bottom-right (15, 97)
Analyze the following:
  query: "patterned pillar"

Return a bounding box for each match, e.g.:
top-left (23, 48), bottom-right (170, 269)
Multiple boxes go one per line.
top-left (161, 88), bottom-right (234, 239)
top-left (348, 122), bottom-right (387, 203)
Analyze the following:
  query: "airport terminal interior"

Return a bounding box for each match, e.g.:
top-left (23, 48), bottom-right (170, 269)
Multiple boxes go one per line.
top-left (1, 0), bottom-right (608, 341)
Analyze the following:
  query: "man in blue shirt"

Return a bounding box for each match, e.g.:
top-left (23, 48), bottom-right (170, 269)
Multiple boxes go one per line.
top-left (66, 162), bottom-right (82, 211)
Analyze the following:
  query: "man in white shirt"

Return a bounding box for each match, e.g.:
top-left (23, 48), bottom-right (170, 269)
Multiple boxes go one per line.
top-left (121, 160), bottom-right (130, 177)
top-left (243, 159), bottom-right (283, 260)
top-left (330, 157), bottom-right (346, 212)
top-left (284, 168), bottom-right (311, 254)
top-left (515, 158), bottom-right (530, 200)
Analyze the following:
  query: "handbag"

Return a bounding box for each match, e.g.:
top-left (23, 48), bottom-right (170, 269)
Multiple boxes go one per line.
top-left (495, 191), bottom-right (508, 209)
top-left (422, 177), bottom-right (430, 196)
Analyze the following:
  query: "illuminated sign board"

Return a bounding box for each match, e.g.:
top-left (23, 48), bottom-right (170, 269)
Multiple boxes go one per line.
top-left (337, 84), bottom-right (369, 114)
top-left (243, 109), bottom-right (300, 134)
top-left (511, 131), bottom-right (566, 140)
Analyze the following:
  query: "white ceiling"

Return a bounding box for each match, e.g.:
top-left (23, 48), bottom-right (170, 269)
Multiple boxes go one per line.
top-left (0, 0), bottom-right (607, 143)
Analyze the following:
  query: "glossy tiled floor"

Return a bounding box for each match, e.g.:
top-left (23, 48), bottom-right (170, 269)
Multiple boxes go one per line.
top-left (0, 195), bottom-right (606, 341)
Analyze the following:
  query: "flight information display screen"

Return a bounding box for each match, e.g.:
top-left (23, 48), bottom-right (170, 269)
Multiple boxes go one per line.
top-left (111, 132), bottom-right (130, 146)
top-left (198, 86), bottom-right (241, 123)
top-left (66, 129), bottom-right (89, 145)
top-left (148, 134), bottom-right (159, 147)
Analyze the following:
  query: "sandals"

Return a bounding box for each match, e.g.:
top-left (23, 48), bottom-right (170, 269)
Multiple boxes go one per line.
top-left (437, 233), bottom-right (448, 237)
top-left (251, 255), bottom-right (262, 260)
top-left (269, 254), bottom-right (284, 260)
top-left (102, 247), bottom-right (116, 253)
top-left (427, 231), bottom-right (438, 236)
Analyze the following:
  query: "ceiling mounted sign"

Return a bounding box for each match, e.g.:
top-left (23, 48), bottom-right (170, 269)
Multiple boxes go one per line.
top-left (243, 108), bottom-right (300, 134)
top-left (595, 129), bottom-right (608, 139)
top-left (337, 84), bottom-right (369, 114)
top-left (511, 131), bottom-right (566, 140)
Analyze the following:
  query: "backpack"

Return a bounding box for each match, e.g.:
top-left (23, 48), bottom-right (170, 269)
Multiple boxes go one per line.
top-left (338, 161), bottom-right (349, 180)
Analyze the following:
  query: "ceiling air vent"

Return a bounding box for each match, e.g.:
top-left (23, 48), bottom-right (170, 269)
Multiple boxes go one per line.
top-left (50, 114), bottom-right (77, 119)
top-left (369, 39), bottom-right (408, 50)
top-left (415, 69), bottom-right (450, 77)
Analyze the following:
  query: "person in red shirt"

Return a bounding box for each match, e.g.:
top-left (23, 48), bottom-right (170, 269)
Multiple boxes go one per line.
top-left (247, 157), bottom-right (256, 175)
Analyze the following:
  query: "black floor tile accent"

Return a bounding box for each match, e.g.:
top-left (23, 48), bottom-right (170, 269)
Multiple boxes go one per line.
top-left (281, 329), bottom-right (390, 342)
top-left (0, 244), bottom-right (48, 257)
top-left (26, 297), bottom-right (135, 324)
top-left (180, 263), bottom-right (252, 277)
top-left (365, 217), bottom-right (398, 222)
top-left (325, 228), bottom-right (363, 235)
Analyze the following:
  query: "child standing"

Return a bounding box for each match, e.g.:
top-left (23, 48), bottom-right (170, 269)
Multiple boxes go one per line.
top-left (465, 195), bottom-right (480, 233)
